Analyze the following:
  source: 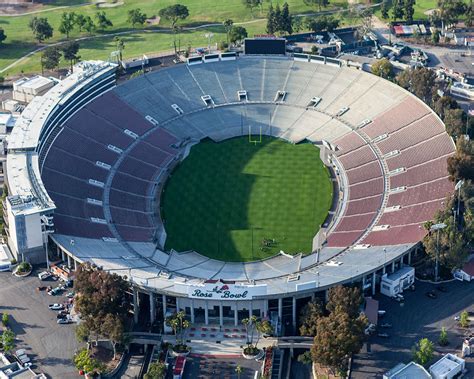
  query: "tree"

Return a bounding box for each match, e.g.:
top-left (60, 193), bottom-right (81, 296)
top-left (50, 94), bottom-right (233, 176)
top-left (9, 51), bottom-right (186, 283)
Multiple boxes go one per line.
top-left (166, 311), bottom-right (190, 347)
top-left (114, 36), bottom-right (125, 62)
top-left (29, 17), bottom-right (53, 43)
top-left (235, 365), bottom-right (243, 379)
top-left (437, 0), bottom-right (466, 30)
top-left (304, 0), bottom-right (330, 12)
top-left (371, 58), bottom-right (394, 79)
top-left (61, 41), bottom-right (80, 72)
top-left (299, 299), bottom-right (324, 336)
top-left (292, 17), bottom-right (303, 33)
top-left (311, 311), bottom-right (367, 375)
top-left (75, 323), bottom-right (91, 351)
top-left (74, 263), bottom-right (130, 347)
top-left (306, 15), bottom-right (339, 33)
top-left (73, 348), bottom-right (105, 375)
top-left (0, 28), bottom-right (6, 45)
top-left (1, 313), bottom-right (8, 327)
top-left (2, 329), bottom-right (15, 354)
top-left (392, 0), bottom-right (405, 21)
top-left (447, 139), bottom-right (474, 181)
top-left (438, 327), bottom-right (449, 346)
top-left (127, 8), bottom-right (147, 27)
top-left (326, 285), bottom-right (363, 319)
top-left (432, 29), bottom-right (441, 43)
top-left (101, 314), bottom-right (124, 360)
top-left (444, 108), bottom-right (466, 139)
top-left (82, 16), bottom-right (95, 35)
top-left (159, 4), bottom-right (189, 28)
top-left (459, 310), bottom-right (470, 328)
top-left (159, 4), bottom-right (189, 54)
top-left (358, 8), bottom-right (373, 38)
top-left (41, 46), bottom-right (61, 75)
top-left (144, 361), bottom-right (166, 379)
top-left (242, 0), bottom-right (262, 17)
top-left (433, 95), bottom-right (459, 120)
top-left (381, 1), bottom-right (391, 19)
top-left (396, 67), bottom-right (437, 105)
top-left (297, 351), bottom-right (313, 365)
top-left (75, 14), bottom-right (87, 32)
top-left (281, 3), bottom-right (293, 35)
top-left (266, 4), bottom-right (276, 34)
top-left (223, 19), bottom-right (234, 44)
top-left (412, 338), bottom-right (434, 365)
top-left (59, 12), bottom-right (76, 39)
top-left (95, 11), bottom-right (113, 30)
top-left (404, 0), bottom-right (416, 22)
top-left (255, 319), bottom-right (273, 348)
top-left (229, 26), bottom-right (248, 43)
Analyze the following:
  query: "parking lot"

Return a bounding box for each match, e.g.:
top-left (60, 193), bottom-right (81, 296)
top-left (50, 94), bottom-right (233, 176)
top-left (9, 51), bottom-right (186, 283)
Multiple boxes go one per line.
top-left (352, 279), bottom-right (474, 378)
top-left (0, 267), bottom-right (80, 378)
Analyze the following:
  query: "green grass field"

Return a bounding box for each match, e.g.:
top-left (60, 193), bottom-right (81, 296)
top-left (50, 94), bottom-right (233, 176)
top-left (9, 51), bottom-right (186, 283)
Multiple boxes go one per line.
top-left (162, 137), bottom-right (333, 262)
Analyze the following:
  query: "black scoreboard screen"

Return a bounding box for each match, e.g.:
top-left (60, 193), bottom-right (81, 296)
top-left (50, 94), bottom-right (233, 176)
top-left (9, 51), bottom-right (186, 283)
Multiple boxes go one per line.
top-left (244, 38), bottom-right (286, 55)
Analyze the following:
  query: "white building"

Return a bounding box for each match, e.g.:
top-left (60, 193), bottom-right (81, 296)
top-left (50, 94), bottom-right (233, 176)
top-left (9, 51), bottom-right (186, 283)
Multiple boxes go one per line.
top-left (0, 244), bottom-right (12, 271)
top-left (454, 257), bottom-right (474, 282)
top-left (384, 361), bottom-right (431, 379)
top-left (380, 266), bottom-right (415, 297)
top-left (450, 81), bottom-right (474, 101)
top-left (12, 76), bottom-right (56, 103)
top-left (429, 354), bottom-right (465, 379)
top-left (4, 61), bottom-right (117, 264)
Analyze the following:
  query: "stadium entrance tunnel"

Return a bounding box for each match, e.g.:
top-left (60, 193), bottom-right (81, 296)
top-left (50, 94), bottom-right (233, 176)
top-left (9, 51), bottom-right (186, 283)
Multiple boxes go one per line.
top-left (160, 136), bottom-right (333, 262)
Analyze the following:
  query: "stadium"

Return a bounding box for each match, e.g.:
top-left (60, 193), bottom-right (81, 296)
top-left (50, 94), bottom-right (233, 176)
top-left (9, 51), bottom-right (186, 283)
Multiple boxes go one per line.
top-left (4, 51), bottom-right (455, 330)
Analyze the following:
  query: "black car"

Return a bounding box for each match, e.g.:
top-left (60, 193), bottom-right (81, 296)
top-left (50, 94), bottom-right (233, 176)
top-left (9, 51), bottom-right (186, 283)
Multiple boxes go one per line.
top-left (425, 291), bottom-right (437, 299)
top-left (436, 286), bottom-right (448, 292)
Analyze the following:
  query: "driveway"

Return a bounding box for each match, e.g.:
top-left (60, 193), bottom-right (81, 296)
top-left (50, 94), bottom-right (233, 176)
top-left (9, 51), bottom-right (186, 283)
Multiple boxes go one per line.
top-left (352, 280), bottom-right (474, 378)
top-left (0, 267), bottom-right (80, 378)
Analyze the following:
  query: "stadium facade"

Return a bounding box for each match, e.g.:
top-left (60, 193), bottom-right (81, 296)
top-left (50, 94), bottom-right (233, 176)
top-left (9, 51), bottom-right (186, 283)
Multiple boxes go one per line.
top-left (4, 56), bottom-right (455, 329)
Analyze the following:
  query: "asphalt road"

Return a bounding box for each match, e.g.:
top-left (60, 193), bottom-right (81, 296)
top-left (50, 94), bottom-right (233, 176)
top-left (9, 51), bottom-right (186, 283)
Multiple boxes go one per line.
top-left (0, 268), bottom-right (80, 378)
top-left (352, 279), bottom-right (474, 378)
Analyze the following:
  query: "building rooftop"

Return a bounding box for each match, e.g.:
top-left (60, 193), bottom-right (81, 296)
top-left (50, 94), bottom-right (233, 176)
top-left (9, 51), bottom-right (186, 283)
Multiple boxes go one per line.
top-left (0, 112), bottom-right (16, 128)
top-left (429, 354), bottom-right (464, 377)
top-left (383, 265), bottom-right (414, 282)
top-left (384, 361), bottom-right (431, 379)
top-left (13, 75), bottom-right (55, 92)
top-left (6, 61), bottom-right (117, 217)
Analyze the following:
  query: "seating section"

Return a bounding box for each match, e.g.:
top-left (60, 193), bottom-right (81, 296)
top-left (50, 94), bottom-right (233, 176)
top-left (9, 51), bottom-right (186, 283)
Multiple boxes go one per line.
top-left (41, 56), bottom-right (455, 253)
top-left (42, 91), bottom-right (179, 242)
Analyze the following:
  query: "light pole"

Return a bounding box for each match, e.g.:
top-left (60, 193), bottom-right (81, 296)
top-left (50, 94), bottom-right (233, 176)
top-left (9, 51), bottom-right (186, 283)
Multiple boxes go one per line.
top-left (430, 223), bottom-right (447, 282)
top-left (454, 180), bottom-right (464, 227)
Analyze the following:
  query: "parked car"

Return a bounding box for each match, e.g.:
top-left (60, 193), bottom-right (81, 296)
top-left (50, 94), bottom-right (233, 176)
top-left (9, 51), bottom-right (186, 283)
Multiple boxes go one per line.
top-left (378, 310), bottom-right (386, 316)
top-left (15, 349), bottom-right (26, 357)
top-left (436, 286), bottom-right (448, 292)
top-left (364, 323), bottom-right (376, 335)
top-left (48, 303), bottom-right (64, 310)
top-left (57, 311), bottom-right (69, 319)
top-left (57, 318), bottom-right (73, 324)
top-left (38, 271), bottom-right (51, 280)
top-left (378, 333), bottom-right (390, 338)
top-left (47, 287), bottom-right (62, 296)
top-left (66, 291), bottom-right (75, 298)
top-left (393, 294), bottom-right (404, 302)
top-left (425, 291), bottom-right (437, 299)
top-left (380, 323), bottom-right (392, 328)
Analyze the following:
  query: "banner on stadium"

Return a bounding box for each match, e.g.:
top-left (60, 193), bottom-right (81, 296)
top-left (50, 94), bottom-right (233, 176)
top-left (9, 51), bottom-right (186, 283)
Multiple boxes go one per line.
top-left (176, 280), bottom-right (267, 300)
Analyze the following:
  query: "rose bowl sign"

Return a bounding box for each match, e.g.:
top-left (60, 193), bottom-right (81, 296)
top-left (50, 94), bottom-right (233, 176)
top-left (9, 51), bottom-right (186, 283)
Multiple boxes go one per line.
top-left (178, 281), bottom-right (267, 300)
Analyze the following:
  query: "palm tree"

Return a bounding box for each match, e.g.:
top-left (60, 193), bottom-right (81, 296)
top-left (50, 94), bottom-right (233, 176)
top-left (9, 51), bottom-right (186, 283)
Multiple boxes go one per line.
top-left (235, 364), bottom-right (242, 379)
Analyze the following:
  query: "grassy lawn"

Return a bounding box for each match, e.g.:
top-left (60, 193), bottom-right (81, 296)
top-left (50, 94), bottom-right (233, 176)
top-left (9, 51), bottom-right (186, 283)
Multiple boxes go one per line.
top-left (0, 0), bottom-right (348, 76)
top-left (162, 137), bottom-right (333, 262)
